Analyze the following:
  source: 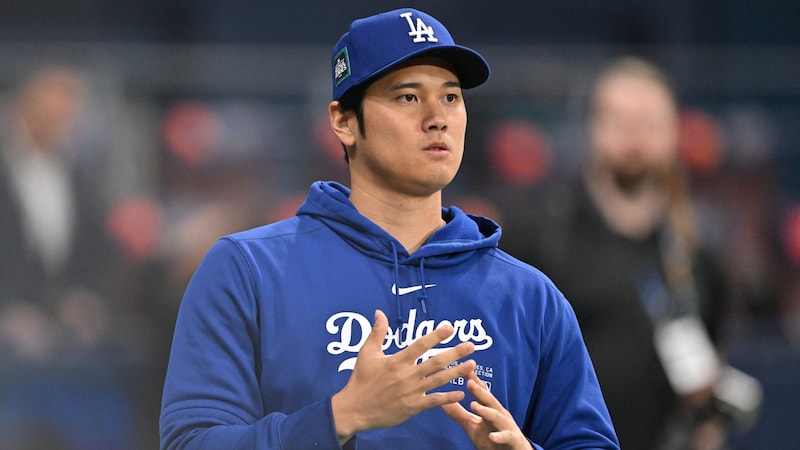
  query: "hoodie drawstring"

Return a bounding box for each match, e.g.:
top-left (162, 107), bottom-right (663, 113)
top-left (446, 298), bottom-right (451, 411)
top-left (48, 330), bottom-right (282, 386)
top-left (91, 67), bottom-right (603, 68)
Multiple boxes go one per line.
top-left (418, 257), bottom-right (428, 316)
top-left (389, 241), bottom-right (403, 326)
top-left (389, 242), bottom-right (431, 324)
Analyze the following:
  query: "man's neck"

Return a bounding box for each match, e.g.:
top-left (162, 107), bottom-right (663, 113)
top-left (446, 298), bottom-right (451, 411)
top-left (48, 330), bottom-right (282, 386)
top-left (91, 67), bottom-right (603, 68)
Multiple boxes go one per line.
top-left (349, 185), bottom-right (445, 254)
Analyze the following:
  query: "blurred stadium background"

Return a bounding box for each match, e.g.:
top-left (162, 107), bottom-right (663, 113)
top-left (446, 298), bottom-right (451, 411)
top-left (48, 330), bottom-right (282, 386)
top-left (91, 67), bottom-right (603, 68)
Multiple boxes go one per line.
top-left (0, 1), bottom-right (798, 449)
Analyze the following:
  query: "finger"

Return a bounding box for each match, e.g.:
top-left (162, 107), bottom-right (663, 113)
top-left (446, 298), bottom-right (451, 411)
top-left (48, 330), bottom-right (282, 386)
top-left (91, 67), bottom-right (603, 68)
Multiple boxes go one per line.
top-left (442, 401), bottom-right (481, 428)
top-left (470, 400), bottom-right (507, 425)
top-left (396, 323), bottom-right (457, 363)
top-left (363, 309), bottom-right (389, 352)
top-left (419, 358), bottom-right (476, 393)
top-left (417, 390), bottom-right (466, 410)
top-left (466, 375), bottom-right (504, 410)
top-left (488, 430), bottom-right (516, 444)
top-left (470, 399), bottom-right (522, 440)
top-left (467, 374), bottom-right (517, 427)
top-left (418, 341), bottom-right (476, 374)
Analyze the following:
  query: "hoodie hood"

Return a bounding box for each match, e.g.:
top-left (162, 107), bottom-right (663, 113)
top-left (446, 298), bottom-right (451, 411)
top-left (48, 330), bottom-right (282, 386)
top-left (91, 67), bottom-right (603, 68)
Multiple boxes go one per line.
top-left (296, 181), bottom-right (501, 267)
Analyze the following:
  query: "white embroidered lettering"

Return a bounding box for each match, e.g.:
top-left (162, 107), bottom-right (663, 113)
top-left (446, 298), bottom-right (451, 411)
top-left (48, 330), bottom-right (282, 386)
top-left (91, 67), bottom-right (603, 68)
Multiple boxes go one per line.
top-left (326, 312), bottom-right (372, 354)
top-left (326, 309), bottom-right (494, 372)
top-left (400, 12), bottom-right (438, 43)
top-left (335, 58), bottom-right (347, 79)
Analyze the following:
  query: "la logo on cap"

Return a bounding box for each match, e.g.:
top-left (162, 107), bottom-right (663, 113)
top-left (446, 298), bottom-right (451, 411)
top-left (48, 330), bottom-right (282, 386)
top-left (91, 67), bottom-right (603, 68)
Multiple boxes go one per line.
top-left (401, 12), bottom-right (438, 43)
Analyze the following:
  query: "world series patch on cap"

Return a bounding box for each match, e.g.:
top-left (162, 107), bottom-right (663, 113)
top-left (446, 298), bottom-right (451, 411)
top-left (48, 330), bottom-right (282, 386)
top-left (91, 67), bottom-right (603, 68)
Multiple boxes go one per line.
top-left (331, 8), bottom-right (490, 100)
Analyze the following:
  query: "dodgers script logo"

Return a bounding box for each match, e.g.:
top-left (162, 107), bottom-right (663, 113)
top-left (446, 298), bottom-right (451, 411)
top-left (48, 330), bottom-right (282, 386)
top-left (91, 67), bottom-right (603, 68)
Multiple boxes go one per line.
top-left (326, 308), bottom-right (494, 372)
top-left (400, 12), bottom-right (438, 43)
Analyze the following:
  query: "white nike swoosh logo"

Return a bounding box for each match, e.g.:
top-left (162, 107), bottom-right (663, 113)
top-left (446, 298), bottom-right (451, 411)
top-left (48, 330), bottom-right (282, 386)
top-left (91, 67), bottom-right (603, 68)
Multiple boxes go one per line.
top-left (391, 283), bottom-right (437, 296)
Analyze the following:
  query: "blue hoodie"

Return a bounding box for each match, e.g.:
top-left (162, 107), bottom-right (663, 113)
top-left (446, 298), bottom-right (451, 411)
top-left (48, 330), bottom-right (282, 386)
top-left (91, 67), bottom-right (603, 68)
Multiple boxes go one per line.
top-left (160, 181), bottom-right (619, 450)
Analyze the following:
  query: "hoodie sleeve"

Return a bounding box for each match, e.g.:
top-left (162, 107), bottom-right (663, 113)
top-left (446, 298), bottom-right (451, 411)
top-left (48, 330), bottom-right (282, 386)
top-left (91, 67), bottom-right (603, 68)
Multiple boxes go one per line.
top-left (159, 238), bottom-right (344, 450)
top-left (528, 286), bottom-right (620, 450)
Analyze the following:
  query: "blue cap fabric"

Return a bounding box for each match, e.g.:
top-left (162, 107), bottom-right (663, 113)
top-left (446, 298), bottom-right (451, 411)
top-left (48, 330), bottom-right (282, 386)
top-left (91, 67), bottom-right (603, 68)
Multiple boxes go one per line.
top-left (331, 8), bottom-right (490, 100)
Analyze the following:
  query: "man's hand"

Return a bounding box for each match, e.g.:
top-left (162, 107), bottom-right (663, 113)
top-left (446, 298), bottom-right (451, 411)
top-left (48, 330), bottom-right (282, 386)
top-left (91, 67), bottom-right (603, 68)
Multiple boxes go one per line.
top-left (442, 371), bottom-right (532, 449)
top-left (331, 309), bottom-right (477, 444)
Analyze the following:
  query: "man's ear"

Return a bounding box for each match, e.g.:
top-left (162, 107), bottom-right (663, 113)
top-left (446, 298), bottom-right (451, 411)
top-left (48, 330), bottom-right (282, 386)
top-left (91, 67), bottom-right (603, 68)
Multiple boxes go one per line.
top-left (329, 101), bottom-right (356, 147)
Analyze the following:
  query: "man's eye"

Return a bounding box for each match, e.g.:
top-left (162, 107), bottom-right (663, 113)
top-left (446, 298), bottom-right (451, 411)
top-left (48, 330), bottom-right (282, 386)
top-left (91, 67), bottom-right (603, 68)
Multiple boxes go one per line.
top-left (445, 93), bottom-right (458, 103)
top-left (400, 94), bottom-right (417, 102)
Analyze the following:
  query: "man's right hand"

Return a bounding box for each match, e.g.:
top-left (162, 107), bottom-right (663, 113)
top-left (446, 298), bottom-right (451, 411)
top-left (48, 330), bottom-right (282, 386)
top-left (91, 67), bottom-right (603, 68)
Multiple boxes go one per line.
top-left (331, 309), bottom-right (477, 444)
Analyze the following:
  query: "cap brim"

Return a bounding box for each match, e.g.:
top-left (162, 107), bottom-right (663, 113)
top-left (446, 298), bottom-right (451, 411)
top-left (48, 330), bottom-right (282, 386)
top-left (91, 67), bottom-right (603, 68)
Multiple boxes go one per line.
top-left (340, 45), bottom-right (490, 99)
top-left (416, 45), bottom-right (490, 89)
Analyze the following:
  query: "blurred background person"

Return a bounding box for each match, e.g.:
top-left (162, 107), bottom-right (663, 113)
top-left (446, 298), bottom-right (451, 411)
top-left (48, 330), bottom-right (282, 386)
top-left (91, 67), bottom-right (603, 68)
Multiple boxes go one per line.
top-left (501, 56), bottom-right (761, 450)
top-left (0, 64), bottom-right (140, 450)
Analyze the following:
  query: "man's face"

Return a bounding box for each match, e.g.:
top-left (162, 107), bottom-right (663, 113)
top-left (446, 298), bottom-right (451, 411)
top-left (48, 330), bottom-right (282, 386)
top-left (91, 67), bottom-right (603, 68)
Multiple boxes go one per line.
top-left (345, 57), bottom-right (467, 198)
top-left (589, 75), bottom-right (678, 187)
top-left (19, 68), bottom-right (84, 152)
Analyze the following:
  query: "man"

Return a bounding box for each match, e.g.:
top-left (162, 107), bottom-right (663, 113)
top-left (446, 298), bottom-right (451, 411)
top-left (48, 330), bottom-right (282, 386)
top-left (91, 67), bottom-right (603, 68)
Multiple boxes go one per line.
top-left (501, 57), bottom-right (746, 449)
top-left (160, 9), bottom-right (618, 450)
top-left (0, 65), bottom-right (138, 449)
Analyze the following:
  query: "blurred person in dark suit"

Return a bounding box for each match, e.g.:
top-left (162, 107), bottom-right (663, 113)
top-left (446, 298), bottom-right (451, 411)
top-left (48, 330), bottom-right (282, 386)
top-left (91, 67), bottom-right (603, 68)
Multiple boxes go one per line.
top-left (501, 57), bottom-right (760, 450)
top-left (0, 65), bottom-right (138, 450)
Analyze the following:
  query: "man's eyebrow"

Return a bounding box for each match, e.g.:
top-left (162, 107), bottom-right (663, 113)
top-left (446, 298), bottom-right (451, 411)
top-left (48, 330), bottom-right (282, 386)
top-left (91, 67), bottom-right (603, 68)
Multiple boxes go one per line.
top-left (390, 82), bottom-right (422, 91)
top-left (390, 80), bottom-right (462, 91)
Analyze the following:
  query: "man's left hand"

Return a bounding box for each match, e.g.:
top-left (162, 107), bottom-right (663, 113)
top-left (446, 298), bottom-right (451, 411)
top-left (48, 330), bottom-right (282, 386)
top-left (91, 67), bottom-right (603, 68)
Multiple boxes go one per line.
top-left (442, 371), bottom-right (532, 449)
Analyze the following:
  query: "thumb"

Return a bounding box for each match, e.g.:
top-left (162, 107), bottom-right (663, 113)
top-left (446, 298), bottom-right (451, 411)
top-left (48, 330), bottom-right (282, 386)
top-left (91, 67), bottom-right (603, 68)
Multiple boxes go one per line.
top-left (363, 309), bottom-right (389, 352)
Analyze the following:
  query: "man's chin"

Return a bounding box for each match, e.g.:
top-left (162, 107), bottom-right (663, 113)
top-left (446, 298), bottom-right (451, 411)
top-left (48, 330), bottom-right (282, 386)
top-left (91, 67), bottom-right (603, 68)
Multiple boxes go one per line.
top-left (612, 170), bottom-right (648, 194)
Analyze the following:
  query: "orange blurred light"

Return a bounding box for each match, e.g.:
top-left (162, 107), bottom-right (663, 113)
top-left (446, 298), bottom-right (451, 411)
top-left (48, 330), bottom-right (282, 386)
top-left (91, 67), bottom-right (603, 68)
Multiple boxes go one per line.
top-left (161, 101), bottom-right (223, 168)
top-left (678, 109), bottom-right (724, 174)
top-left (106, 195), bottom-right (163, 262)
top-left (487, 120), bottom-right (551, 187)
top-left (780, 204), bottom-right (800, 268)
top-left (267, 192), bottom-right (307, 223)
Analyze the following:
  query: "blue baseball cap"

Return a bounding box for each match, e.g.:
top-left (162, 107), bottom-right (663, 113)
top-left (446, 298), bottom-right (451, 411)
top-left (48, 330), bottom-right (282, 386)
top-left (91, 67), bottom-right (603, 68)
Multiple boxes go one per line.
top-left (331, 8), bottom-right (490, 100)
